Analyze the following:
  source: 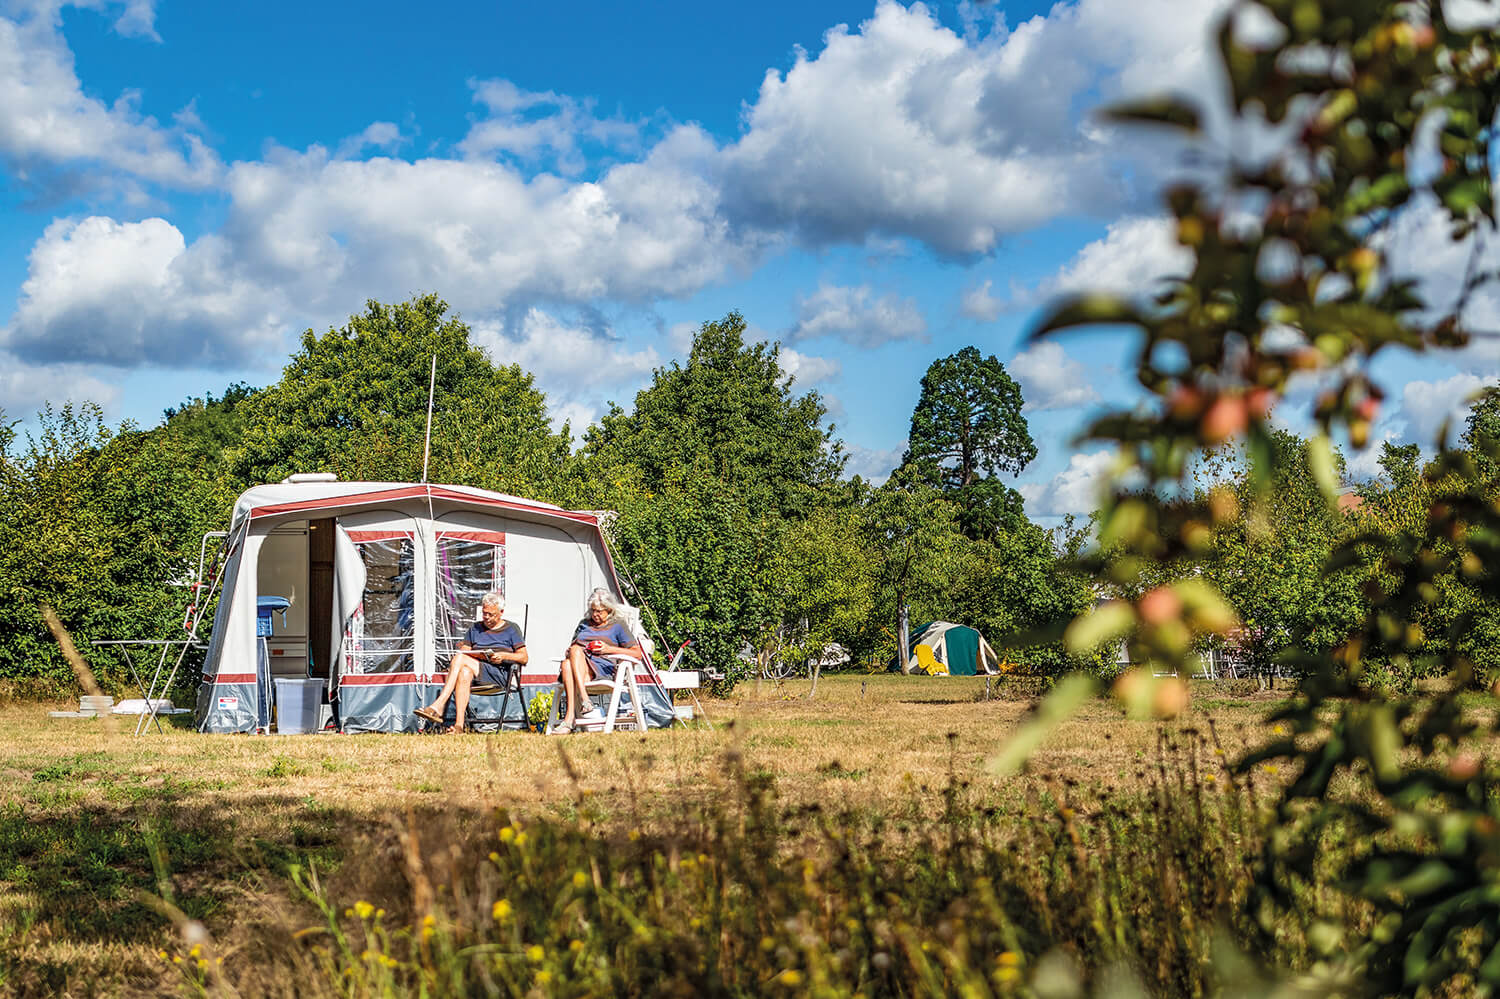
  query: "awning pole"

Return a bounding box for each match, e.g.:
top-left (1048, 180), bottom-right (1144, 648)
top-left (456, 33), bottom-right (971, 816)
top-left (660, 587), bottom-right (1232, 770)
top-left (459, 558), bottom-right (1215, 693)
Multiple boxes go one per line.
top-left (421, 354), bottom-right (437, 483)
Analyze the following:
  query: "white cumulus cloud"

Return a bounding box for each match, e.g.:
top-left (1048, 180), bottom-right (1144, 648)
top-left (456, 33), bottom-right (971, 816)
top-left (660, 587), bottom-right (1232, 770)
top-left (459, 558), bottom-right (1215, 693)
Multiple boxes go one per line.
top-left (2, 215), bottom-right (285, 366)
top-left (788, 283), bottom-right (926, 346)
top-left (0, 1), bottom-right (218, 189)
top-left (1402, 373), bottom-right (1495, 448)
top-left (959, 279), bottom-right (1002, 321)
top-left (843, 440), bottom-right (905, 483)
top-left (1048, 216), bottom-right (1191, 299)
top-left (778, 347), bottom-right (841, 385)
top-left (470, 308), bottom-right (661, 432)
top-left (1019, 450), bottom-right (1114, 518)
top-left (1008, 340), bottom-right (1101, 411)
top-left (720, 0), bottom-right (1231, 255)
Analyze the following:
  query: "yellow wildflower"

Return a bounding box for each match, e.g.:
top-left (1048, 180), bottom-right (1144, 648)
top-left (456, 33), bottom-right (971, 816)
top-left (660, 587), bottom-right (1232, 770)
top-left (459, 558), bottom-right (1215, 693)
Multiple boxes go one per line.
top-left (570, 939), bottom-right (584, 952)
top-left (760, 936), bottom-right (776, 952)
top-left (689, 917), bottom-right (702, 930)
top-left (779, 969), bottom-right (803, 986)
top-left (489, 851), bottom-right (500, 863)
top-left (500, 827), bottom-right (516, 843)
top-left (189, 945), bottom-right (201, 959)
top-left (526, 944), bottom-right (545, 963)
top-left (515, 832), bottom-right (530, 848)
top-left (492, 900), bottom-right (512, 921)
top-left (572, 871), bottom-right (588, 889)
top-left (997, 966), bottom-right (1020, 983)
top-left (628, 828), bottom-right (641, 841)
top-left (353, 901), bottom-right (375, 920)
top-left (997, 951), bottom-right (1020, 967)
top-left (537, 970), bottom-right (553, 984)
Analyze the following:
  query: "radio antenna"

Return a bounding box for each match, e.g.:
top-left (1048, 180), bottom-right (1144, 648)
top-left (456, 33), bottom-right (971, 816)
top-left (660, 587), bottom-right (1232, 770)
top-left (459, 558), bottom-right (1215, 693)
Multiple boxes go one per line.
top-left (421, 353), bottom-right (437, 483)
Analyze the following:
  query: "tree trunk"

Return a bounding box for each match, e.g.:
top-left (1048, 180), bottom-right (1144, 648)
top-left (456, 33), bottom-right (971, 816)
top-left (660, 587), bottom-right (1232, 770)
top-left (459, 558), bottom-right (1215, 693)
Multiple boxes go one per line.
top-left (898, 599), bottom-right (910, 673)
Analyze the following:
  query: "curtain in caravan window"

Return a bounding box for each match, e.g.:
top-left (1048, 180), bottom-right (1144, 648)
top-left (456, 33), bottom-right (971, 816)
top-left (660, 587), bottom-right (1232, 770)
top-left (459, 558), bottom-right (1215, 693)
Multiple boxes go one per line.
top-left (433, 533), bottom-right (505, 672)
top-left (343, 535), bottom-right (416, 675)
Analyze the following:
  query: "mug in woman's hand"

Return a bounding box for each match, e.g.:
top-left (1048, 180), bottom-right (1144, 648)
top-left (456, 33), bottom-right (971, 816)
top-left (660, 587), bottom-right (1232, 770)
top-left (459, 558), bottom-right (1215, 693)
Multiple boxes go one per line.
top-left (586, 640), bottom-right (604, 653)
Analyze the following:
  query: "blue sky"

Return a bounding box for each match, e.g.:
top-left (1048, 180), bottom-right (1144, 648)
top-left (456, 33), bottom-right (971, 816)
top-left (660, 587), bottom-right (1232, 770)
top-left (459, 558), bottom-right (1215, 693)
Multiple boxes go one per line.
top-left (1, 0), bottom-right (1496, 521)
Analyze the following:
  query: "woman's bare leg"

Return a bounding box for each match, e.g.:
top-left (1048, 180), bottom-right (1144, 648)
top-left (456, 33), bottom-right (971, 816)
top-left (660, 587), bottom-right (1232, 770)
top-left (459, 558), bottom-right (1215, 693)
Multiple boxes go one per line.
top-left (562, 646), bottom-right (590, 724)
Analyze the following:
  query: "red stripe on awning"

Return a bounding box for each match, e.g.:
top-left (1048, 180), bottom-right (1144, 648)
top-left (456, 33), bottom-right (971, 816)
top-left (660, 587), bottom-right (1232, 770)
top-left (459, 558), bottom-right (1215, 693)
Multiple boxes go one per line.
top-left (347, 530), bottom-right (414, 543)
top-left (213, 674), bottom-right (258, 683)
top-left (436, 530), bottom-right (507, 544)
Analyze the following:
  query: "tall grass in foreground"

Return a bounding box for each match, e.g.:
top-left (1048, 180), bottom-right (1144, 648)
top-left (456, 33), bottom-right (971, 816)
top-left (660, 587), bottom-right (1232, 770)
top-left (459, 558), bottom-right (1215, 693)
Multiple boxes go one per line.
top-left (184, 726), bottom-right (1347, 998)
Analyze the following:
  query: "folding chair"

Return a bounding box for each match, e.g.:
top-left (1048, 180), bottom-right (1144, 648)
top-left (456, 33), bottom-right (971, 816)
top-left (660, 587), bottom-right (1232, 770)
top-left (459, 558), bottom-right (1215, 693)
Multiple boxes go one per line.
top-left (467, 662), bottom-right (530, 731)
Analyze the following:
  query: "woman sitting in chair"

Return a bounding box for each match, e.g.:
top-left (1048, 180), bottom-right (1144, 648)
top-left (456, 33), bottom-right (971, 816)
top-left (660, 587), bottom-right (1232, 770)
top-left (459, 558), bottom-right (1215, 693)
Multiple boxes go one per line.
top-left (555, 588), bottom-right (642, 734)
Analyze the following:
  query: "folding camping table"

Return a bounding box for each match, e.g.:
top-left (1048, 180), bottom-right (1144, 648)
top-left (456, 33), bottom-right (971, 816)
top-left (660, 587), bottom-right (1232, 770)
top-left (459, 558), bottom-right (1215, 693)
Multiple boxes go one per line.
top-left (90, 638), bottom-right (205, 735)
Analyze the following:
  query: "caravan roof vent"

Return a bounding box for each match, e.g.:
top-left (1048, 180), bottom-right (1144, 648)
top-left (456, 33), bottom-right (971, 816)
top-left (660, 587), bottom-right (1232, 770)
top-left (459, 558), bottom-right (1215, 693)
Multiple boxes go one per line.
top-left (282, 472), bottom-right (339, 484)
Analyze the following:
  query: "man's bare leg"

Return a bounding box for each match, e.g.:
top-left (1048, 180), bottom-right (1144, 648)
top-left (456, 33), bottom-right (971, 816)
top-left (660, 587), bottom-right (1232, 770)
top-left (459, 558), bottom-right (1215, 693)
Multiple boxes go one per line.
top-left (451, 666), bottom-right (475, 733)
top-left (425, 654), bottom-right (479, 715)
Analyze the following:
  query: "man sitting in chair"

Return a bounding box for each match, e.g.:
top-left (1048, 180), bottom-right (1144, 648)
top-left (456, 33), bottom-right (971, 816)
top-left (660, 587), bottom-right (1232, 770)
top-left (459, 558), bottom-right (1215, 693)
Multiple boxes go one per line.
top-left (415, 591), bottom-right (527, 733)
top-left (554, 588), bottom-right (642, 734)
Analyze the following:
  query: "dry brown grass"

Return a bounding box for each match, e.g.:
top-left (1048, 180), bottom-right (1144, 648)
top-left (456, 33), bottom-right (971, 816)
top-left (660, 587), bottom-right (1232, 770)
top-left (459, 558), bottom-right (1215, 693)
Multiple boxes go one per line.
top-left (0, 674), bottom-right (1280, 997)
top-left (3, 675), bottom-right (1275, 817)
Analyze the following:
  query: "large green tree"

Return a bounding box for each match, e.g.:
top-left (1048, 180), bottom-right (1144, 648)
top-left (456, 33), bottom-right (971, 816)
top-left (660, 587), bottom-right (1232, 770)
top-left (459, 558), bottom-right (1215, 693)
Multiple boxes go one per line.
top-left (0, 404), bottom-right (222, 693)
top-left (1462, 384), bottom-right (1500, 482)
top-left (902, 346), bottom-right (1035, 540)
top-left (229, 295), bottom-right (571, 497)
top-left (581, 314), bottom-right (845, 684)
top-left (903, 346), bottom-right (1035, 487)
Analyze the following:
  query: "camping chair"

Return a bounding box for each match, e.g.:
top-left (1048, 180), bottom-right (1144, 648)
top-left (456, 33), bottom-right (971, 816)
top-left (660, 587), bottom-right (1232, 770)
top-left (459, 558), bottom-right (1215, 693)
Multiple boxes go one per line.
top-left (465, 662), bottom-right (530, 731)
top-left (547, 655), bottom-right (648, 733)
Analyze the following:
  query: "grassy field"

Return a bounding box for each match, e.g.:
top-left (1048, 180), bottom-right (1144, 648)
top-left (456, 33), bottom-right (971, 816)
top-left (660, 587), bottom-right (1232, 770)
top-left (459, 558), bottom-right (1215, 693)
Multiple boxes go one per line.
top-left (0, 675), bottom-right (1297, 997)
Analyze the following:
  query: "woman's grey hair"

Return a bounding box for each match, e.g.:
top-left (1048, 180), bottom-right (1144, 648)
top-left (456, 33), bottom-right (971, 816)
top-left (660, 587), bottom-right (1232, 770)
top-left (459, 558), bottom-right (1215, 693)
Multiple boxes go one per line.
top-left (480, 591), bottom-right (504, 609)
top-left (586, 587), bottom-right (622, 624)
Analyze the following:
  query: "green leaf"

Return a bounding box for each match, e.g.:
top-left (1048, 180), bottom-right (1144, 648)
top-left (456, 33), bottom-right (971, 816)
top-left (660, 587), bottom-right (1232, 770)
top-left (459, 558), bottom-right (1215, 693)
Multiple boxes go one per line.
top-left (1307, 434), bottom-right (1339, 502)
top-left (1029, 295), bottom-right (1146, 339)
top-left (987, 673), bottom-right (1096, 776)
top-left (1064, 600), bottom-right (1135, 655)
top-left (1101, 96), bottom-right (1202, 133)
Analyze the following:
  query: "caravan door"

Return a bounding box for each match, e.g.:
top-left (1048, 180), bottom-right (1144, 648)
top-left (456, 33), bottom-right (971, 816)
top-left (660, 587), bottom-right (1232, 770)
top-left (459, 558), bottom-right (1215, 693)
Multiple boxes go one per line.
top-left (334, 511), bottom-right (425, 732)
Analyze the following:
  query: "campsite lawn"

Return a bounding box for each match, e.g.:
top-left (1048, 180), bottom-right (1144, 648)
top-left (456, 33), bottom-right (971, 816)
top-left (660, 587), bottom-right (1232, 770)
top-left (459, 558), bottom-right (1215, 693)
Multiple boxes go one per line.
top-left (0, 674), bottom-right (1316, 996)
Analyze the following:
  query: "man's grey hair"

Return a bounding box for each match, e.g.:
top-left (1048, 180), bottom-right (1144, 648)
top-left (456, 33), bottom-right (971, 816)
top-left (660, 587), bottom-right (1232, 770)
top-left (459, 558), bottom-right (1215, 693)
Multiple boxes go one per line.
top-left (480, 591), bottom-right (504, 609)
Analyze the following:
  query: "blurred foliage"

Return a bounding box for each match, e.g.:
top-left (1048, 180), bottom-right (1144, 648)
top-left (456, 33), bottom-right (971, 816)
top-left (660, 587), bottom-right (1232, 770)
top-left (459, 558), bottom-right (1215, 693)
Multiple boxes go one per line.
top-left (1026, 0), bottom-right (1500, 992)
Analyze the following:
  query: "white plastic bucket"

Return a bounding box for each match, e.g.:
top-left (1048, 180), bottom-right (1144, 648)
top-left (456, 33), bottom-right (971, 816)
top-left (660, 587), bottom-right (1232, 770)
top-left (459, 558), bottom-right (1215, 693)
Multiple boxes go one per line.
top-left (275, 678), bottom-right (322, 734)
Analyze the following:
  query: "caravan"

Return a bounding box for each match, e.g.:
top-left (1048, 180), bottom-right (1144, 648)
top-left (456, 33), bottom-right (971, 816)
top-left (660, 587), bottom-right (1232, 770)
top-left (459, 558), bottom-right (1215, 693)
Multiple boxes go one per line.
top-left (194, 477), bottom-right (675, 733)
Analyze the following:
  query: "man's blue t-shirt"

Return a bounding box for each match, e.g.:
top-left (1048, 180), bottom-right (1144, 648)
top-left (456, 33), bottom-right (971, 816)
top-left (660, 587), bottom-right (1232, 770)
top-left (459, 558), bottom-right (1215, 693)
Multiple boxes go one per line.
top-left (573, 620), bottom-right (636, 679)
top-left (463, 621), bottom-right (525, 684)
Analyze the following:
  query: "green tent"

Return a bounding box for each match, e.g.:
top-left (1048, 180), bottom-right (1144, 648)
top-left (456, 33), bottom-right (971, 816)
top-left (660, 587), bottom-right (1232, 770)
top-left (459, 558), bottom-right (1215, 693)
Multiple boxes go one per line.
top-left (903, 621), bottom-right (998, 676)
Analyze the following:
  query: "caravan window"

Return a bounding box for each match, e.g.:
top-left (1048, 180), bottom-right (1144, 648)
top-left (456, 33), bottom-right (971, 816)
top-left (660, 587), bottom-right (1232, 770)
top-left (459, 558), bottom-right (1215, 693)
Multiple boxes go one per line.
top-left (345, 535), bottom-right (416, 675)
top-left (433, 532), bottom-right (506, 670)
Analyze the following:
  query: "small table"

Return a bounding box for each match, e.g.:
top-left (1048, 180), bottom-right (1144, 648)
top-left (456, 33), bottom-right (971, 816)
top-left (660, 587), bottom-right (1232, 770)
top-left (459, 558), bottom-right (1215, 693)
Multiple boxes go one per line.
top-left (90, 639), bottom-right (205, 735)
